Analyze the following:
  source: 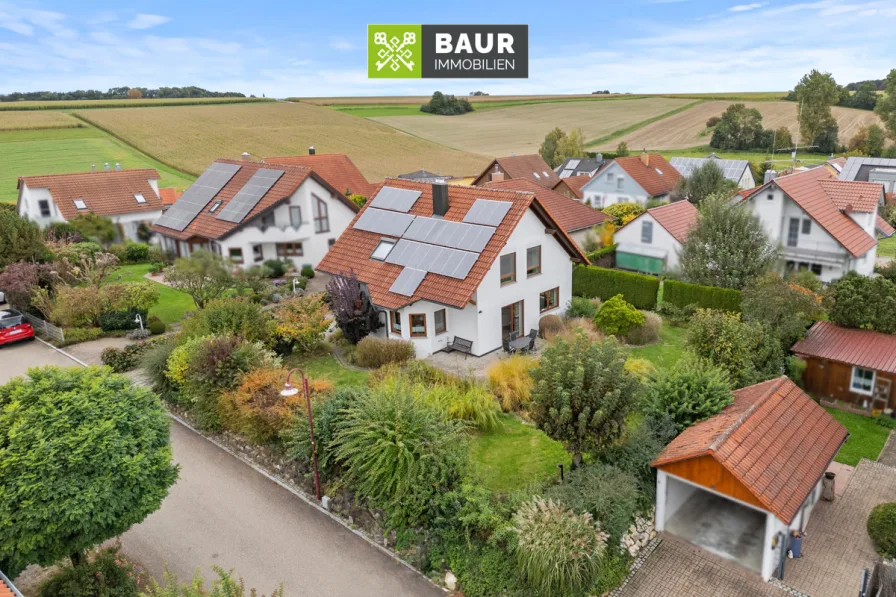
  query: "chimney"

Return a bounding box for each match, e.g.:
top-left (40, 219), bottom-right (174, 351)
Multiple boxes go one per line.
top-left (640, 151), bottom-right (649, 167)
top-left (91, 164), bottom-right (96, 173)
top-left (764, 170), bottom-right (777, 183)
top-left (596, 153), bottom-right (603, 162)
top-left (114, 162), bottom-right (121, 171)
top-left (309, 145), bottom-right (316, 155)
top-left (104, 162), bottom-right (110, 171)
top-left (432, 182), bottom-right (449, 217)
top-left (241, 152), bottom-right (251, 162)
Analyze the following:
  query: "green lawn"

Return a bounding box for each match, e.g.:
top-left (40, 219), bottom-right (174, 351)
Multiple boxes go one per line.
top-left (656, 145), bottom-right (829, 169)
top-left (0, 126), bottom-right (195, 204)
top-left (283, 349), bottom-right (370, 387)
top-left (105, 263), bottom-right (195, 325)
top-left (878, 234), bottom-right (896, 258)
top-left (628, 321), bottom-right (688, 370)
top-left (825, 408), bottom-right (891, 466)
top-left (469, 413), bottom-right (570, 493)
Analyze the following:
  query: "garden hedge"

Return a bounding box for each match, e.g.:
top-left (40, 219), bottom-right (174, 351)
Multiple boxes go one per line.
top-left (572, 265), bottom-right (659, 310)
top-left (586, 244), bottom-right (617, 268)
top-left (662, 279), bottom-right (741, 312)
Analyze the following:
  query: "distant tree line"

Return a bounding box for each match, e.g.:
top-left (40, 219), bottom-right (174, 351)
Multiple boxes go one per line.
top-left (784, 72), bottom-right (880, 111)
top-left (845, 79), bottom-right (886, 91)
top-left (420, 91), bottom-right (474, 115)
top-left (1, 86), bottom-right (246, 102)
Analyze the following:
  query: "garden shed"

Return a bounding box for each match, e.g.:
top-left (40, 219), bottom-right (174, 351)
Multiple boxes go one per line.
top-left (652, 377), bottom-right (848, 580)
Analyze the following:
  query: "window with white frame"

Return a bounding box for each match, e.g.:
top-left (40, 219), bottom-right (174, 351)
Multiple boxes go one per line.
top-left (641, 220), bottom-right (653, 244)
top-left (38, 199), bottom-right (51, 217)
top-left (851, 366), bottom-right (875, 395)
top-left (134, 193), bottom-right (146, 204)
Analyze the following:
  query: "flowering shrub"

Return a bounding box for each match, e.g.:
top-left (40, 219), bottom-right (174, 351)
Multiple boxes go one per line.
top-left (220, 368), bottom-right (300, 443)
top-left (272, 294), bottom-right (330, 353)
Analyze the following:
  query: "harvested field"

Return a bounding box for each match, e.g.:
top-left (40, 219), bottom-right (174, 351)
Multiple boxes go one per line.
top-left (596, 101), bottom-right (884, 150)
top-left (372, 97), bottom-right (693, 157)
top-left (75, 102), bottom-right (491, 180)
top-left (297, 93), bottom-right (631, 105)
top-left (0, 111), bottom-right (83, 131)
top-left (0, 97), bottom-right (273, 111)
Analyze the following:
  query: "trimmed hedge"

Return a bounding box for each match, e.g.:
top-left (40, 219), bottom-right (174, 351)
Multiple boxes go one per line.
top-left (586, 244), bottom-right (617, 268)
top-left (572, 265), bottom-right (659, 310)
top-left (98, 308), bottom-right (149, 332)
top-left (662, 279), bottom-right (741, 312)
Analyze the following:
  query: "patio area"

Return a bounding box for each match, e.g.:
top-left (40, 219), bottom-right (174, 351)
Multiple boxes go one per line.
top-left (425, 337), bottom-right (546, 379)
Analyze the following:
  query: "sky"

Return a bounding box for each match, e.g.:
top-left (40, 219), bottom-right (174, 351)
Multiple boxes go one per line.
top-left (0, 0), bottom-right (894, 98)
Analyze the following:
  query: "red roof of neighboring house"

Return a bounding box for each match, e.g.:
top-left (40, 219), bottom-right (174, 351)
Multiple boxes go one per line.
top-left (317, 178), bottom-right (588, 311)
top-left (653, 376), bottom-right (848, 524)
top-left (158, 187), bottom-right (182, 206)
top-left (472, 154), bottom-right (561, 188)
top-left (616, 200), bottom-right (698, 245)
top-left (18, 169), bottom-right (162, 220)
top-left (792, 321), bottom-right (896, 375)
top-left (553, 174), bottom-right (592, 199)
top-left (876, 215), bottom-right (895, 237)
top-left (486, 178), bottom-right (609, 233)
top-left (0, 572), bottom-right (20, 597)
top-left (736, 185), bottom-right (762, 200)
top-left (819, 179), bottom-right (884, 213)
top-left (612, 153), bottom-right (682, 197)
top-left (151, 159), bottom-right (358, 241)
top-left (264, 154), bottom-right (375, 198)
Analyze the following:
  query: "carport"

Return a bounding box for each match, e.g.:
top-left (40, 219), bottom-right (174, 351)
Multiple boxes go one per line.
top-left (651, 377), bottom-right (849, 581)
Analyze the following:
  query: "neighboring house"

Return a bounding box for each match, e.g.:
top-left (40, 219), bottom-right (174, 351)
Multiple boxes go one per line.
top-left (669, 156), bottom-right (755, 189)
top-left (613, 200), bottom-right (698, 274)
top-left (740, 168), bottom-right (884, 282)
top-left (17, 168), bottom-right (163, 242)
top-left (552, 173), bottom-right (592, 200)
top-left (579, 152), bottom-right (682, 208)
top-left (792, 321), bottom-right (896, 411)
top-left (151, 158), bottom-right (360, 269)
top-left (838, 156), bottom-right (896, 195)
top-left (398, 169), bottom-right (452, 184)
top-left (159, 187), bottom-right (183, 208)
top-left (264, 150), bottom-right (374, 198)
top-left (317, 179), bottom-right (588, 358)
top-left (554, 155), bottom-right (606, 179)
top-left (652, 376), bottom-right (848, 581)
top-left (486, 178), bottom-right (610, 248)
top-left (471, 154), bottom-right (561, 189)
top-left (1, 569), bottom-right (24, 597)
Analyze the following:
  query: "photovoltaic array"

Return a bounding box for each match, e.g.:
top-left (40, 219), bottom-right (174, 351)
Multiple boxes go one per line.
top-left (370, 186), bottom-right (422, 212)
top-left (155, 162), bottom-right (241, 231)
top-left (388, 267), bottom-right (427, 296)
top-left (385, 239), bottom-right (479, 280)
top-left (462, 199), bottom-right (513, 227)
top-left (215, 168), bottom-right (286, 223)
top-left (402, 217), bottom-right (494, 252)
top-left (353, 208), bottom-right (416, 237)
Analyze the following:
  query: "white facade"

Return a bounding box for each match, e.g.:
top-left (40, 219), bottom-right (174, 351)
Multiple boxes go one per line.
top-left (745, 185), bottom-right (877, 282)
top-left (160, 176), bottom-right (355, 270)
top-left (379, 209), bottom-right (573, 358)
top-left (17, 180), bottom-right (162, 242)
top-left (579, 162), bottom-right (656, 208)
top-left (613, 212), bottom-right (684, 271)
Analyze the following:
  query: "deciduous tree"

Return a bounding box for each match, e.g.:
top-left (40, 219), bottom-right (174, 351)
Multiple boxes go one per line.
top-left (326, 272), bottom-right (382, 343)
top-left (875, 69), bottom-right (896, 141)
top-left (539, 128), bottom-right (565, 167)
top-left (794, 70), bottom-right (840, 145)
top-left (675, 160), bottom-right (738, 205)
top-left (0, 211), bottom-right (51, 268)
top-left (710, 103), bottom-right (765, 150)
top-left (165, 249), bottom-right (234, 309)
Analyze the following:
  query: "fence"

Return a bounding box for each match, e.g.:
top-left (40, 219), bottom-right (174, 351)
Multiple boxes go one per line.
top-left (21, 312), bottom-right (65, 344)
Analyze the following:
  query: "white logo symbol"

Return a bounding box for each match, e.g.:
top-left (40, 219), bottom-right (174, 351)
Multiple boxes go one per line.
top-left (373, 31), bottom-right (416, 72)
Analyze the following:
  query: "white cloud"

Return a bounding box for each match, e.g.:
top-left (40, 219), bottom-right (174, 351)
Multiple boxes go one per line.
top-left (729, 3), bottom-right (765, 11)
top-left (329, 39), bottom-right (354, 51)
top-left (127, 14), bottom-right (170, 30)
top-left (0, 14), bottom-right (33, 36)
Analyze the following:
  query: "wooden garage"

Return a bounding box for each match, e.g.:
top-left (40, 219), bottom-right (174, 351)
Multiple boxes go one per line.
top-left (792, 321), bottom-right (896, 412)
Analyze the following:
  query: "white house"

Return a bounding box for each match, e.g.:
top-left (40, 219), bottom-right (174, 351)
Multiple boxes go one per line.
top-left (652, 377), bottom-right (848, 581)
top-left (17, 168), bottom-right (163, 242)
top-left (838, 156), bottom-right (896, 193)
top-left (669, 156), bottom-right (755, 189)
top-left (317, 180), bottom-right (588, 358)
top-left (579, 153), bottom-right (682, 208)
top-left (613, 200), bottom-right (698, 274)
top-left (151, 157), bottom-right (359, 269)
top-left (739, 168), bottom-right (885, 282)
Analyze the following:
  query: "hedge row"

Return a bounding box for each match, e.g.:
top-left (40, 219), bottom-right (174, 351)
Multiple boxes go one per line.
top-left (586, 243), bottom-right (617, 268)
top-left (572, 265), bottom-right (659, 310)
top-left (662, 279), bottom-right (741, 312)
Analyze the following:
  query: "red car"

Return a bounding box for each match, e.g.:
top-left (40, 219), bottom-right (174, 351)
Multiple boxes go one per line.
top-left (0, 309), bottom-right (35, 346)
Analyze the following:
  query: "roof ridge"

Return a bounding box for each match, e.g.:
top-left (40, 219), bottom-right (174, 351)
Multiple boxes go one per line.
top-left (384, 177), bottom-right (537, 196)
top-left (708, 376), bottom-right (788, 455)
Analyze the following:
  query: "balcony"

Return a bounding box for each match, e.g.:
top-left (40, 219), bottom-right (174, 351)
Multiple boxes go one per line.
top-left (780, 242), bottom-right (848, 265)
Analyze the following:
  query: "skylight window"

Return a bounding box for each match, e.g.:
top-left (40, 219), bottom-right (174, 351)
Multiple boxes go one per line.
top-left (73, 199), bottom-right (87, 210)
top-left (533, 172), bottom-right (541, 179)
top-left (371, 239), bottom-right (396, 261)
top-left (134, 193), bottom-right (146, 204)
top-left (209, 200), bottom-right (222, 213)
top-left (542, 171), bottom-right (551, 178)
top-left (655, 168), bottom-right (664, 175)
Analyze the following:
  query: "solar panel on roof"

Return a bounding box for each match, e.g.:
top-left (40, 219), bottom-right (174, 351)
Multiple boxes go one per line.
top-left (385, 239), bottom-right (478, 279)
top-left (215, 168), bottom-right (285, 223)
top-left (389, 267), bottom-right (427, 296)
top-left (567, 159), bottom-right (581, 169)
top-left (370, 186), bottom-right (422, 212)
top-left (155, 162), bottom-right (241, 231)
top-left (669, 157), bottom-right (747, 184)
top-left (463, 199), bottom-right (512, 227)
top-left (403, 217), bottom-right (494, 252)
top-left (353, 207), bottom-right (416, 237)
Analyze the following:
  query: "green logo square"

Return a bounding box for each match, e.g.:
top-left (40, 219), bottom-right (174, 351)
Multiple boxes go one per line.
top-left (368, 24), bottom-right (422, 78)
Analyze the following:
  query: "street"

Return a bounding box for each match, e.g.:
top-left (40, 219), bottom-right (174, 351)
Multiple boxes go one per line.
top-left (2, 340), bottom-right (443, 597)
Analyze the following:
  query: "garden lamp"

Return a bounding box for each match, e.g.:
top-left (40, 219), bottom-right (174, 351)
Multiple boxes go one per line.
top-left (134, 313), bottom-right (144, 331)
top-left (282, 368), bottom-right (322, 501)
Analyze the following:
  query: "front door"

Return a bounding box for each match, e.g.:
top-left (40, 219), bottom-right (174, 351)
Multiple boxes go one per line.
top-left (501, 301), bottom-right (523, 341)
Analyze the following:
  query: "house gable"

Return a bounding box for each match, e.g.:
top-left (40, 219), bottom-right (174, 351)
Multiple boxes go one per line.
top-left (658, 455), bottom-right (766, 511)
top-left (580, 162), bottom-right (649, 205)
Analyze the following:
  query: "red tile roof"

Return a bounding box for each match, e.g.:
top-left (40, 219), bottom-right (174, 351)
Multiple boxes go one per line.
top-left (158, 187), bottom-right (182, 206)
top-left (18, 169), bottom-right (162, 220)
top-left (151, 159), bottom-right (358, 241)
top-left (792, 321), bottom-right (896, 375)
top-left (819, 179), bottom-right (884, 213)
top-left (0, 572), bottom-right (20, 597)
top-left (317, 178), bottom-right (588, 310)
top-left (773, 168), bottom-right (879, 257)
top-left (472, 155), bottom-right (561, 188)
top-left (553, 174), bottom-right (592, 199)
top-left (264, 154), bottom-right (375, 198)
top-left (486, 178), bottom-right (609, 233)
top-left (613, 154), bottom-right (682, 197)
top-left (653, 376), bottom-right (848, 524)
top-left (876, 215), bottom-right (895, 238)
top-left (619, 200), bottom-right (697, 244)
top-left (736, 185), bottom-right (763, 200)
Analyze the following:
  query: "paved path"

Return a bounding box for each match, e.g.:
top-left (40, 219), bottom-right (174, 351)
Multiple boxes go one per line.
top-left (0, 339), bottom-right (82, 382)
top-left (878, 431), bottom-right (896, 468)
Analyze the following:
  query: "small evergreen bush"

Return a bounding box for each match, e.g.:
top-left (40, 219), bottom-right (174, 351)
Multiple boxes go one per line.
top-left (300, 264), bottom-right (315, 279)
top-left (566, 296), bottom-right (598, 319)
top-left (594, 294), bottom-right (645, 337)
top-left (867, 502), bottom-right (896, 557)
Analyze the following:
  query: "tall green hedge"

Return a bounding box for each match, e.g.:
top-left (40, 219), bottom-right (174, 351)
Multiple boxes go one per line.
top-left (662, 279), bottom-right (741, 312)
top-left (572, 265), bottom-right (659, 310)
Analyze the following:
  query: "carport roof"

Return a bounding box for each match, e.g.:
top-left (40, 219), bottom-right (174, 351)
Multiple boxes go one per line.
top-left (652, 376), bottom-right (848, 524)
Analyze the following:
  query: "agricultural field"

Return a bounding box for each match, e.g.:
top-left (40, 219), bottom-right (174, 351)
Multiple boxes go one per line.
top-left (295, 93), bottom-right (632, 106)
top-left (0, 97), bottom-right (273, 111)
top-left (75, 102), bottom-right (492, 180)
top-left (0, 126), bottom-right (195, 204)
top-left (595, 100), bottom-right (884, 151)
top-left (372, 97), bottom-right (695, 157)
top-left (0, 111), bottom-right (84, 131)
